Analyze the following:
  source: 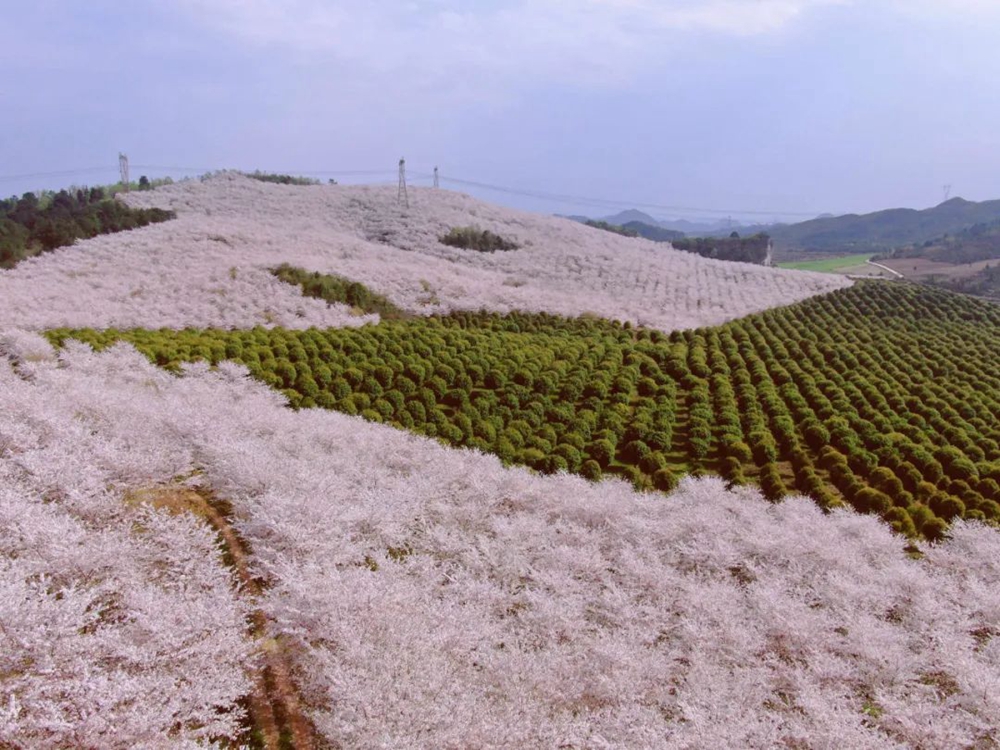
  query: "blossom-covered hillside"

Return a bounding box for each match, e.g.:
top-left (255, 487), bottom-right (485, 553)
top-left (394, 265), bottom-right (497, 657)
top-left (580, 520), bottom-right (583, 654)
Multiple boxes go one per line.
top-left (2, 338), bottom-right (998, 748)
top-left (2, 176), bottom-right (996, 750)
top-left (0, 173), bottom-right (848, 332)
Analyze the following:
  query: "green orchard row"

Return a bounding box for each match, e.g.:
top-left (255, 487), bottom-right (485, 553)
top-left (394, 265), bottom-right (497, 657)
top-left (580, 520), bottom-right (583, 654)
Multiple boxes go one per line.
top-left (46, 282), bottom-right (1000, 539)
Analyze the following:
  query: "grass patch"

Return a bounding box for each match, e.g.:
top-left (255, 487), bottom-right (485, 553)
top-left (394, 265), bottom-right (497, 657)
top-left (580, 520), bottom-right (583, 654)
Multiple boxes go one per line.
top-left (778, 254), bottom-right (875, 273)
top-left (270, 264), bottom-right (409, 321)
top-left (440, 226), bottom-right (519, 253)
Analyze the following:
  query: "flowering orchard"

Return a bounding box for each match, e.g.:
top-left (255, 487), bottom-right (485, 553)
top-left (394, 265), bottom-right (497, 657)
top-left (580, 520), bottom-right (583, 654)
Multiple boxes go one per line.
top-left (1, 339), bottom-right (998, 748)
top-left (4, 174), bottom-right (1000, 747)
top-left (30, 171), bottom-right (843, 333)
top-left (52, 281), bottom-right (1000, 541)
top-left (0, 336), bottom-right (253, 747)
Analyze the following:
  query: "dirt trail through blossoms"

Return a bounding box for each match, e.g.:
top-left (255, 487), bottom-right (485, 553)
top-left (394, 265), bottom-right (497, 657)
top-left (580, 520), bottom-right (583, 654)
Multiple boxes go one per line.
top-left (139, 486), bottom-right (317, 749)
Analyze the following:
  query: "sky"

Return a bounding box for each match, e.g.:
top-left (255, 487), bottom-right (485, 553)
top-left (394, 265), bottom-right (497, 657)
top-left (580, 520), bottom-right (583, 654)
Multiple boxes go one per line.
top-left (3, 0), bottom-right (1000, 222)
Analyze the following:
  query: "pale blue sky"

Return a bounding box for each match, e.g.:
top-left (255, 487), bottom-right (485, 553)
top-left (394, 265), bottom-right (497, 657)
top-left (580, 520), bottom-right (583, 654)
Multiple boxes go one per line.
top-left (3, 1), bottom-right (1000, 221)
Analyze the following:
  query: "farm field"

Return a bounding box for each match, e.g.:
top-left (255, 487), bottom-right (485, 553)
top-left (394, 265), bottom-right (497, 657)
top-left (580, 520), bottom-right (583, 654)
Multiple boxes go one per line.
top-left (3, 176), bottom-right (1000, 749)
top-left (3, 334), bottom-right (999, 748)
top-left (882, 256), bottom-right (997, 281)
top-left (777, 253), bottom-right (875, 273)
top-left (52, 279), bottom-right (1000, 540)
top-left (0, 174), bottom-right (849, 332)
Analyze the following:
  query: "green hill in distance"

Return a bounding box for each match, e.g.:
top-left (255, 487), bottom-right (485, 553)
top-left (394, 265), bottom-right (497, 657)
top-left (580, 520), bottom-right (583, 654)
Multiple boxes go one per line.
top-left (768, 197), bottom-right (1000, 255)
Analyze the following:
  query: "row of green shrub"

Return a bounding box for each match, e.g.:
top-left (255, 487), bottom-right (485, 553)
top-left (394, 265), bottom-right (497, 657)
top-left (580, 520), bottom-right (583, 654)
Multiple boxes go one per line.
top-left (47, 281), bottom-right (1000, 540)
top-left (439, 226), bottom-right (519, 253)
top-left (270, 264), bottom-right (408, 320)
top-left (1, 188), bottom-right (174, 268)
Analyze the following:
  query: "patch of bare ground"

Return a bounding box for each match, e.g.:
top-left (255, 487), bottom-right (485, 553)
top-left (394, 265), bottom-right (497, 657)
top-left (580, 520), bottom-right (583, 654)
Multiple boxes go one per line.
top-left (881, 257), bottom-right (997, 280)
top-left (126, 486), bottom-right (318, 749)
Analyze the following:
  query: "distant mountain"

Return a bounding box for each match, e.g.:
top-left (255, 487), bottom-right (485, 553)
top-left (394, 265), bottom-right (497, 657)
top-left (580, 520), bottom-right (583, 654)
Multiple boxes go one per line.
top-left (565, 196), bottom-right (1000, 256)
top-left (769, 197), bottom-right (1000, 254)
top-left (622, 221), bottom-right (685, 242)
top-left (562, 208), bottom-right (766, 237)
top-left (602, 210), bottom-right (738, 236)
top-left (894, 217), bottom-right (1000, 265)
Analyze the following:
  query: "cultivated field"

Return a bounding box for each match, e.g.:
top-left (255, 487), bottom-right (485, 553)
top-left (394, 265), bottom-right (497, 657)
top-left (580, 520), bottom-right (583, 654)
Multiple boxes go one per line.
top-left (778, 253), bottom-right (894, 277)
top-left (51, 281), bottom-right (1000, 539)
top-left (0, 171), bottom-right (842, 333)
top-left (2, 338), bottom-right (998, 748)
top-left (882, 257), bottom-right (997, 282)
top-left (2, 175), bottom-right (998, 749)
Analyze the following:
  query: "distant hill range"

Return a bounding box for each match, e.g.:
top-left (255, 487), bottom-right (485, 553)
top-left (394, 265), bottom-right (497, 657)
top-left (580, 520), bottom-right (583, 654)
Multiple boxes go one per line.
top-left (886, 219), bottom-right (1000, 299)
top-left (579, 216), bottom-right (770, 265)
top-left (621, 221), bottom-right (684, 242)
top-left (563, 197), bottom-right (1000, 257)
top-left (766, 197), bottom-right (1000, 254)
top-left (561, 210), bottom-right (738, 237)
top-left (893, 217), bottom-right (1000, 265)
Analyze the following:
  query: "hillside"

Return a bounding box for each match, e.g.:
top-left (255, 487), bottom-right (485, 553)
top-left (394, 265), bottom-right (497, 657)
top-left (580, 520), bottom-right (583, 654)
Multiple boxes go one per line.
top-left (869, 220), bottom-right (1000, 299)
top-left (4, 336), bottom-right (999, 748)
top-left (621, 220), bottom-right (685, 242)
top-left (769, 196), bottom-right (1000, 255)
top-left (893, 218), bottom-right (1000, 264)
top-left (14, 171), bottom-right (840, 332)
top-left (0, 187), bottom-right (174, 268)
top-left (601, 209), bottom-right (735, 235)
top-left (2, 174), bottom-right (999, 748)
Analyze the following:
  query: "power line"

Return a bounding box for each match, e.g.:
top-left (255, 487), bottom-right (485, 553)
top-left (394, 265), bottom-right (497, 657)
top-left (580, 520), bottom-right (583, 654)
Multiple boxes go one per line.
top-left (0, 167), bottom-right (115, 183)
top-left (430, 174), bottom-right (824, 219)
top-left (0, 159), bottom-right (827, 219)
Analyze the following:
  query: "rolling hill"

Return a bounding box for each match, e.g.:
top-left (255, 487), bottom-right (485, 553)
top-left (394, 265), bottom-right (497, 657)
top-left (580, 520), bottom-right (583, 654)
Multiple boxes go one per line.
top-left (2, 173), bottom-right (999, 749)
top-left (768, 196), bottom-right (1000, 255)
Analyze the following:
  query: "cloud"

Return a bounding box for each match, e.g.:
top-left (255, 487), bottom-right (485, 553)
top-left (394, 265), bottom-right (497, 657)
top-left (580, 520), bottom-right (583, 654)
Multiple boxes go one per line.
top-left (172, 0), bottom-right (1000, 93)
top-left (172, 0), bottom-right (848, 87)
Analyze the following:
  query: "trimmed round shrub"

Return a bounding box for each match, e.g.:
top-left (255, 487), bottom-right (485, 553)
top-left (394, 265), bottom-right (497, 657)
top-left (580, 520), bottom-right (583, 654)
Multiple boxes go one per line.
top-left (587, 439), bottom-right (616, 468)
top-left (639, 451), bottom-right (667, 475)
top-left (759, 463), bottom-right (786, 502)
top-left (622, 440), bottom-right (652, 464)
top-left (980, 499), bottom-right (1000, 521)
top-left (653, 467), bottom-right (679, 492)
top-left (544, 455), bottom-right (569, 475)
top-left (495, 438), bottom-right (516, 464)
top-left (580, 460), bottom-right (603, 482)
top-left (721, 456), bottom-right (746, 486)
top-left (553, 444), bottom-right (583, 472)
top-left (906, 503), bottom-right (934, 530)
top-left (337, 398), bottom-right (359, 416)
top-left (922, 517), bottom-right (949, 541)
top-left (724, 440), bottom-right (753, 464)
top-left (618, 465), bottom-right (650, 491)
top-left (519, 448), bottom-right (547, 470)
top-left (749, 432), bottom-right (778, 464)
top-left (929, 493), bottom-right (965, 521)
top-left (885, 507), bottom-right (917, 537)
top-left (853, 487), bottom-right (892, 514)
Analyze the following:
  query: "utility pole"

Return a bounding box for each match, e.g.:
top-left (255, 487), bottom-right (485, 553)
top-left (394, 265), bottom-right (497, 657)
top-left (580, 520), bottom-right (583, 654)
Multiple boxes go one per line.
top-left (433, 166), bottom-right (439, 189)
top-left (119, 153), bottom-right (130, 193)
top-left (943, 184), bottom-right (952, 202)
top-left (398, 157), bottom-right (408, 208)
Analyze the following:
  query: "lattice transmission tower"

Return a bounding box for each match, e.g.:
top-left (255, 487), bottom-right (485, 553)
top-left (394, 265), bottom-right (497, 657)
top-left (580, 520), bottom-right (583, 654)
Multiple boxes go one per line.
top-left (398, 157), bottom-right (408, 208)
top-left (118, 153), bottom-right (130, 193)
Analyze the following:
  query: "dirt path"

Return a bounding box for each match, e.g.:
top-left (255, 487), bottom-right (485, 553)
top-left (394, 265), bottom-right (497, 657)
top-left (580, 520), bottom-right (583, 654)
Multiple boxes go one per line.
top-left (866, 259), bottom-right (904, 279)
top-left (130, 487), bottom-right (317, 749)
